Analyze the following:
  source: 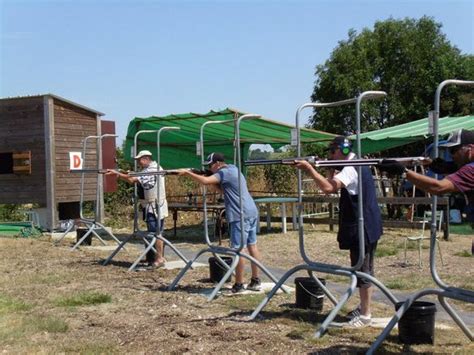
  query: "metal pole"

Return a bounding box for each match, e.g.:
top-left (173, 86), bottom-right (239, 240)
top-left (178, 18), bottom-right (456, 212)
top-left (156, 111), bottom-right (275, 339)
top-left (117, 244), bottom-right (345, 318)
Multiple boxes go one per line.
top-left (431, 80), bottom-right (474, 290)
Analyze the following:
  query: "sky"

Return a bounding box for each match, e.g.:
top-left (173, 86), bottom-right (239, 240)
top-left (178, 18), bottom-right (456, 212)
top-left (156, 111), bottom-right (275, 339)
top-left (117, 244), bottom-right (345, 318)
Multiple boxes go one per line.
top-left (1, 0), bottom-right (473, 145)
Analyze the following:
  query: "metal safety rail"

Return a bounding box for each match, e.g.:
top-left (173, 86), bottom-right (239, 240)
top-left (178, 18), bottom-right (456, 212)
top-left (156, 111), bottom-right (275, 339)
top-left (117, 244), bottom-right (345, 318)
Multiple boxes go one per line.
top-left (168, 114), bottom-right (290, 301)
top-left (55, 134), bottom-right (123, 250)
top-left (368, 79), bottom-right (474, 353)
top-left (249, 92), bottom-right (402, 340)
top-left (103, 127), bottom-right (191, 271)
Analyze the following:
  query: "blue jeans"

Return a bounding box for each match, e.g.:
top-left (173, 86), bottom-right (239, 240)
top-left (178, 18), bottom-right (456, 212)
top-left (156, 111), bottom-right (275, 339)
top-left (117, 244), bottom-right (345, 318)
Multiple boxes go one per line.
top-left (144, 212), bottom-right (164, 263)
top-left (145, 212), bottom-right (164, 234)
top-left (229, 217), bottom-right (257, 248)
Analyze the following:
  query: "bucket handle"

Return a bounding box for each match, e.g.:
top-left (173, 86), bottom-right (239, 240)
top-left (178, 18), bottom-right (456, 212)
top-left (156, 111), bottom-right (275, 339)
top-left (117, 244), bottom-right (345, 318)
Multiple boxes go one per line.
top-left (214, 257), bottom-right (231, 271)
top-left (298, 281), bottom-right (324, 300)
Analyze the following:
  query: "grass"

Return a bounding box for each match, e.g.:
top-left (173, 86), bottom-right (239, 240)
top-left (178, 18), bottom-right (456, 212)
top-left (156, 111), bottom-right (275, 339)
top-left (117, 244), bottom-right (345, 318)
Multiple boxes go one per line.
top-left (454, 250), bottom-right (473, 257)
top-left (384, 276), bottom-right (434, 290)
top-left (0, 294), bottom-right (32, 314)
top-left (0, 314), bottom-right (68, 345)
top-left (54, 291), bottom-right (112, 307)
top-left (56, 342), bottom-right (119, 353)
top-left (221, 293), bottom-right (266, 310)
top-left (450, 223), bottom-right (474, 235)
top-left (374, 244), bottom-right (399, 257)
top-left (28, 315), bottom-right (69, 333)
top-left (285, 322), bottom-right (318, 340)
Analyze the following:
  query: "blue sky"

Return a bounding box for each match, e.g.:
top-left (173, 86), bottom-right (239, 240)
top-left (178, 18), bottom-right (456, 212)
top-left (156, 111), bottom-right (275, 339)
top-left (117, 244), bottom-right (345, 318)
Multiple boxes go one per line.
top-left (1, 0), bottom-right (473, 144)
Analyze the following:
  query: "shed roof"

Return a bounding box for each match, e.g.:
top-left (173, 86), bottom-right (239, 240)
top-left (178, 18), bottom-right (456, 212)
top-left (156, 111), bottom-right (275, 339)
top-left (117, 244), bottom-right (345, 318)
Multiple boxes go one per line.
top-left (0, 94), bottom-right (105, 116)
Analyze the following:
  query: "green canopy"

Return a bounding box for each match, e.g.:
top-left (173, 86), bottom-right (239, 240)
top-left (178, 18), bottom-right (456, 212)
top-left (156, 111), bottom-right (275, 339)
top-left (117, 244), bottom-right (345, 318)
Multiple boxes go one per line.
top-left (350, 115), bottom-right (474, 154)
top-left (124, 108), bottom-right (336, 169)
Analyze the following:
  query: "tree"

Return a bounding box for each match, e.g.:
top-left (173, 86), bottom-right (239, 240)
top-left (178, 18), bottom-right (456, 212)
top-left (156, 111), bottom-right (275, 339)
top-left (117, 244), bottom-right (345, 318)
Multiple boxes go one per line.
top-left (310, 16), bottom-right (473, 137)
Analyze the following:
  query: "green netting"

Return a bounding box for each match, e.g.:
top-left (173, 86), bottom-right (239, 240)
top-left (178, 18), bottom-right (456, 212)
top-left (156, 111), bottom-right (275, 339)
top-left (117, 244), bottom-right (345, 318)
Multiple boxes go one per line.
top-left (0, 222), bottom-right (42, 238)
top-left (350, 115), bottom-right (474, 154)
top-left (124, 108), bottom-right (336, 169)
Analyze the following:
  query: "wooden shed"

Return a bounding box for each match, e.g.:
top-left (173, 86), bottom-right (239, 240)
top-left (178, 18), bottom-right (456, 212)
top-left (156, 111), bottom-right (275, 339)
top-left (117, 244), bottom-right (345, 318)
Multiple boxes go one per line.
top-left (0, 94), bottom-right (116, 231)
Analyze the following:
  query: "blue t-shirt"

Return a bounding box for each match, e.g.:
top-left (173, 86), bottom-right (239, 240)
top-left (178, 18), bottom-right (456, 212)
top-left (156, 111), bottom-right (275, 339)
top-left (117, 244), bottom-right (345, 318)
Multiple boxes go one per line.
top-left (214, 164), bottom-right (258, 223)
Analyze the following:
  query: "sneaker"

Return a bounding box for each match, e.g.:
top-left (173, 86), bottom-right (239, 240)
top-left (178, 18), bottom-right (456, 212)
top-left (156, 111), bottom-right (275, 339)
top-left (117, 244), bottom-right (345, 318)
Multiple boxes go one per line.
top-left (247, 277), bottom-right (262, 291)
top-left (344, 315), bottom-right (371, 328)
top-left (231, 283), bottom-right (245, 294)
top-left (345, 306), bottom-right (361, 320)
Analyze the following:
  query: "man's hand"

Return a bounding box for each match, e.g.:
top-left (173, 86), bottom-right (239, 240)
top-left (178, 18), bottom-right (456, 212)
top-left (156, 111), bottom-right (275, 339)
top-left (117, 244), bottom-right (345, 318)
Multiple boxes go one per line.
top-left (176, 169), bottom-right (190, 176)
top-left (378, 159), bottom-right (406, 175)
top-left (105, 169), bottom-right (119, 176)
top-left (429, 157), bottom-right (458, 175)
top-left (190, 168), bottom-right (213, 176)
top-left (293, 160), bottom-right (312, 170)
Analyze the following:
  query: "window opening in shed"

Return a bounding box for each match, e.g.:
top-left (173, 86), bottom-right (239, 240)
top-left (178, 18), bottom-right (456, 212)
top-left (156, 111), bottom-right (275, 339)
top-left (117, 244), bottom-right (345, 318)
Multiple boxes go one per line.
top-left (58, 202), bottom-right (81, 220)
top-left (0, 153), bottom-right (14, 174)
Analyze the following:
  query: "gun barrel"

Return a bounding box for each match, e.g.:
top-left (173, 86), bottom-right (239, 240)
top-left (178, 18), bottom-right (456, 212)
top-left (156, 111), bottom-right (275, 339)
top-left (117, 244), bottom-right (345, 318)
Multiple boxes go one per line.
top-left (244, 156), bottom-right (429, 167)
top-left (70, 168), bottom-right (210, 177)
top-left (128, 170), bottom-right (179, 177)
top-left (244, 156), bottom-right (318, 166)
top-left (69, 169), bottom-right (110, 174)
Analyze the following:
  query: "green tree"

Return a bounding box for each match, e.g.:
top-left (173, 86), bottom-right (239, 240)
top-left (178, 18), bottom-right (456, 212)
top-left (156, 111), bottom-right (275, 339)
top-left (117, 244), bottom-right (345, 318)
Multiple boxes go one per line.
top-left (310, 16), bottom-right (473, 137)
top-left (248, 148), bottom-right (271, 160)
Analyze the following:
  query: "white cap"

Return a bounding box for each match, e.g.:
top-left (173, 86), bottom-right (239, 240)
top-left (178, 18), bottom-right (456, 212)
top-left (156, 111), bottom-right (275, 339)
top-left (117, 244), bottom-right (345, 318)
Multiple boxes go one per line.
top-left (134, 150), bottom-right (153, 159)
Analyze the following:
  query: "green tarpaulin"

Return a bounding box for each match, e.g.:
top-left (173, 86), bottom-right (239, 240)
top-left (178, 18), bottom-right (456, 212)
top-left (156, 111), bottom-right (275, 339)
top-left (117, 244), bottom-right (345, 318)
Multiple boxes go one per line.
top-left (124, 108), bottom-right (336, 169)
top-left (350, 115), bottom-right (474, 154)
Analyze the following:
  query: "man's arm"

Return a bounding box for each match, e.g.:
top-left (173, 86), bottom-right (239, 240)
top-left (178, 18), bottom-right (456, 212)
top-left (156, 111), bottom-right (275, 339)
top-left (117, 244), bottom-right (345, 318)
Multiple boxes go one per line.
top-left (405, 170), bottom-right (459, 195)
top-left (178, 169), bottom-right (220, 186)
top-left (379, 159), bottom-right (461, 195)
top-left (106, 169), bottom-right (138, 184)
top-left (294, 160), bottom-right (342, 194)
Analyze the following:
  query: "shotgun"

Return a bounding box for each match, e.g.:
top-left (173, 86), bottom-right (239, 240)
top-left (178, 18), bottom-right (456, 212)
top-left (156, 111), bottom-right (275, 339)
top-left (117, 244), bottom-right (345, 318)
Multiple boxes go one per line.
top-left (244, 156), bottom-right (431, 168)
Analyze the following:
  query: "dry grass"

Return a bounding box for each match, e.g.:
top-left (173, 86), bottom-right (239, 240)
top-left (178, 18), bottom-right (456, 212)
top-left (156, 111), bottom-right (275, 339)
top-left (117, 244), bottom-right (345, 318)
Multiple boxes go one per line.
top-left (0, 223), bottom-right (472, 353)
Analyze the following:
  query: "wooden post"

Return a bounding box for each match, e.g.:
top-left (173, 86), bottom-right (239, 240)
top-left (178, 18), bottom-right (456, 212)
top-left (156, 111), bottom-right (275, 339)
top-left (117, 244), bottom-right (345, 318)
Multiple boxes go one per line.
top-left (43, 96), bottom-right (56, 231)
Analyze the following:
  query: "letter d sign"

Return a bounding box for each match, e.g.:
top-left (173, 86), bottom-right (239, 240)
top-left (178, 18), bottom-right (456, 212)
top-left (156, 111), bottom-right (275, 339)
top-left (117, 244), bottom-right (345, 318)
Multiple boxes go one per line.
top-left (69, 152), bottom-right (83, 170)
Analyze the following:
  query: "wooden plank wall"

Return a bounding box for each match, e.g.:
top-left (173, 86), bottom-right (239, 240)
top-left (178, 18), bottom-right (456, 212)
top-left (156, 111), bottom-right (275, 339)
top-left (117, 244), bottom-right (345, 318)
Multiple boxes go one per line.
top-left (101, 120), bottom-right (117, 193)
top-left (0, 97), bottom-right (47, 204)
top-left (53, 100), bottom-right (98, 202)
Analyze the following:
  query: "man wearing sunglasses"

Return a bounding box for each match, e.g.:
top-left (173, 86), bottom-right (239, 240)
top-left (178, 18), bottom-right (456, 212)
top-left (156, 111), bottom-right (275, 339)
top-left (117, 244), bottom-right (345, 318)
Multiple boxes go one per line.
top-left (294, 136), bottom-right (383, 328)
top-left (380, 129), bottom-right (474, 224)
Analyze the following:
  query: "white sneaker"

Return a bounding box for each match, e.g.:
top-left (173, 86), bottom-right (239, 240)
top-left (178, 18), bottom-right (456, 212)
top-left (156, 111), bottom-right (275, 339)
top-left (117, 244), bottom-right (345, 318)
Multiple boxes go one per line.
top-left (345, 306), bottom-right (361, 320)
top-left (344, 315), bottom-right (371, 328)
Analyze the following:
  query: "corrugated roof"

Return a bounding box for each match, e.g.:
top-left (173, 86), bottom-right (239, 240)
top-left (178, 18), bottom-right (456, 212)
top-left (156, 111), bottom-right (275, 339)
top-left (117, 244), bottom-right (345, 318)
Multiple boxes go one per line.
top-left (124, 108), bottom-right (336, 169)
top-left (350, 115), bottom-right (474, 154)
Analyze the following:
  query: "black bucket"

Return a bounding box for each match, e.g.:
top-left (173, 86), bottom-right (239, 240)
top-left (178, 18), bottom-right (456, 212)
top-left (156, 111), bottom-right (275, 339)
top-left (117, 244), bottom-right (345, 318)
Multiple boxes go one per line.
top-left (395, 301), bottom-right (437, 345)
top-left (294, 277), bottom-right (325, 311)
top-left (208, 256), bottom-right (233, 283)
top-left (76, 228), bottom-right (92, 246)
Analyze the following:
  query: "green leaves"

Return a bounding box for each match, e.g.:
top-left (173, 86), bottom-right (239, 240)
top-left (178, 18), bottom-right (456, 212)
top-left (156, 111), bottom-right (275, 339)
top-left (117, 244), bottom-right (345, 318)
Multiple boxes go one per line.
top-left (310, 16), bottom-right (473, 151)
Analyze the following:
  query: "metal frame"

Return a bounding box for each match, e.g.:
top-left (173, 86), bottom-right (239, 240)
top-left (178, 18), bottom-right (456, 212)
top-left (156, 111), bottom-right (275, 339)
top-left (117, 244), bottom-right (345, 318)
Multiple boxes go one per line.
top-left (249, 92), bottom-right (402, 339)
top-left (103, 128), bottom-right (191, 271)
top-left (168, 114), bottom-right (289, 300)
top-left (368, 79), bottom-right (474, 353)
top-left (54, 134), bottom-right (122, 250)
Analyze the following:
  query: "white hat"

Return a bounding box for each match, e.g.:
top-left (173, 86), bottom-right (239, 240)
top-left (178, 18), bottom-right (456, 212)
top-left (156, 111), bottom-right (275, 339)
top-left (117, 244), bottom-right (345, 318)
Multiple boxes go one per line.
top-left (134, 150), bottom-right (153, 159)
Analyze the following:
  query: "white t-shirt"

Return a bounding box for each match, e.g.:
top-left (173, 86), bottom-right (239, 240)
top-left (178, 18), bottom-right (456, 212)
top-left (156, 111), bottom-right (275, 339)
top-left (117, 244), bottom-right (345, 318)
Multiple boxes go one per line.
top-left (334, 153), bottom-right (359, 195)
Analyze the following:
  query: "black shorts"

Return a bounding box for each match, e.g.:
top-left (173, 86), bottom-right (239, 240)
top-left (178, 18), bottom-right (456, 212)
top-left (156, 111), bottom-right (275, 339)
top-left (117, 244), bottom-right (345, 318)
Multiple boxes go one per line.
top-left (350, 242), bottom-right (377, 289)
